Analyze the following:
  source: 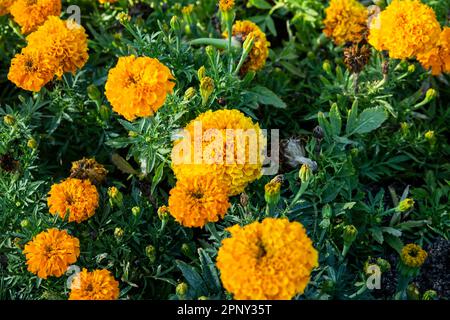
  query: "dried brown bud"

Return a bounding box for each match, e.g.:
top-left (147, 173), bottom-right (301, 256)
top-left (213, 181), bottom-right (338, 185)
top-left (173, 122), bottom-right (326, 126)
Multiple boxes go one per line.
top-left (343, 44), bottom-right (371, 74)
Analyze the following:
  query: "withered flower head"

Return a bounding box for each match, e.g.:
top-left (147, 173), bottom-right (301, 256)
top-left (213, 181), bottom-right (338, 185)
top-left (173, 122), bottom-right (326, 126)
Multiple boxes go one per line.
top-left (70, 158), bottom-right (108, 185)
top-left (343, 43), bottom-right (371, 74)
top-left (0, 153), bottom-right (19, 173)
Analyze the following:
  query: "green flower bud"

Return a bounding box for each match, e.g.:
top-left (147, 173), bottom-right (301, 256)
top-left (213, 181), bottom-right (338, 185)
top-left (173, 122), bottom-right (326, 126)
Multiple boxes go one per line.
top-left (131, 206), bottom-right (140, 217)
top-left (322, 204), bottom-right (332, 219)
top-left (20, 219), bottom-right (30, 228)
top-left (114, 227), bottom-right (124, 239)
top-left (170, 15), bottom-right (180, 32)
top-left (322, 61), bottom-right (332, 74)
top-left (184, 87), bottom-right (196, 101)
top-left (27, 138), bottom-right (37, 149)
top-left (87, 84), bottom-right (101, 101)
top-left (400, 122), bottom-right (410, 136)
top-left (205, 45), bottom-right (215, 58)
top-left (242, 33), bottom-right (255, 55)
top-left (376, 258), bottom-right (391, 273)
top-left (145, 244), bottom-right (157, 263)
top-left (307, 51), bottom-right (315, 60)
top-left (3, 115), bottom-right (15, 126)
top-left (108, 187), bottom-right (123, 207)
top-left (424, 130), bottom-right (436, 145)
top-left (157, 206), bottom-right (170, 222)
top-left (425, 88), bottom-right (437, 102)
top-left (407, 283), bottom-right (420, 300)
top-left (422, 290), bottom-right (437, 300)
top-left (198, 296), bottom-right (208, 300)
top-left (343, 225), bottom-right (358, 245)
top-left (200, 77), bottom-right (214, 106)
top-left (407, 64), bottom-right (416, 73)
top-left (396, 198), bottom-right (414, 212)
top-left (176, 282), bottom-right (188, 297)
top-left (181, 243), bottom-right (192, 256)
top-left (99, 105), bottom-right (111, 121)
top-left (197, 66), bottom-right (206, 80)
top-left (299, 164), bottom-right (312, 183)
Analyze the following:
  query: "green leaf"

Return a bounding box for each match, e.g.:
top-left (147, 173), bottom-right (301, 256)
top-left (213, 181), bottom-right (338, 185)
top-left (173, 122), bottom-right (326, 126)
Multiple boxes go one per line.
top-left (381, 227), bottom-right (402, 237)
top-left (198, 249), bottom-right (221, 293)
top-left (251, 85), bottom-right (287, 109)
top-left (384, 234), bottom-right (404, 254)
top-left (151, 162), bottom-right (165, 194)
top-left (346, 99), bottom-right (359, 135)
top-left (249, 0), bottom-right (272, 9)
top-left (317, 111), bottom-right (332, 139)
top-left (350, 107), bottom-right (388, 135)
top-left (175, 260), bottom-right (208, 296)
top-left (370, 227), bottom-right (384, 244)
top-left (329, 103), bottom-right (342, 136)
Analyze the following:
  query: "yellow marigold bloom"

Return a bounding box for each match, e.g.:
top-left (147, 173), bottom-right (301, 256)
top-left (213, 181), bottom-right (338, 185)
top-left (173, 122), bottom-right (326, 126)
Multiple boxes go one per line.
top-left (168, 174), bottom-right (230, 228)
top-left (224, 20), bottom-right (270, 73)
top-left (7, 49), bottom-right (56, 92)
top-left (0, 0), bottom-right (15, 16)
top-left (323, 0), bottom-right (368, 45)
top-left (219, 0), bottom-right (234, 12)
top-left (105, 55), bottom-right (175, 121)
top-left (171, 109), bottom-right (265, 196)
top-left (69, 269), bottom-right (120, 300)
top-left (417, 27), bottom-right (450, 76)
top-left (70, 157), bottom-right (108, 185)
top-left (368, 0), bottom-right (441, 59)
top-left (23, 228), bottom-right (80, 279)
top-left (47, 178), bottom-right (99, 223)
top-left (396, 198), bottom-right (414, 212)
top-left (98, 0), bottom-right (117, 4)
top-left (26, 16), bottom-right (89, 78)
top-left (181, 4), bottom-right (194, 15)
top-left (9, 0), bottom-right (61, 34)
top-left (216, 218), bottom-right (318, 300)
top-left (401, 243), bottom-right (427, 268)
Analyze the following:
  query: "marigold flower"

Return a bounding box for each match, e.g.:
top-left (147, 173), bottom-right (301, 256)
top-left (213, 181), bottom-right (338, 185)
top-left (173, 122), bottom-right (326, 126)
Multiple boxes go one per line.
top-left (69, 269), bottom-right (120, 300)
top-left (98, 0), bottom-right (117, 4)
top-left (105, 55), bottom-right (175, 121)
top-left (168, 174), bottom-right (230, 228)
top-left (219, 0), bottom-right (235, 12)
top-left (0, 0), bottom-right (15, 16)
top-left (323, 0), bottom-right (368, 45)
top-left (417, 27), bottom-right (450, 76)
top-left (181, 4), bottom-right (193, 15)
top-left (47, 178), bottom-right (99, 223)
top-left (9, 0), bottom-right (61, 34)
top-left (368, 0), bottom-right (441, 59)
top-left (171, 109), bottom-right (265, 196)
top-left (224, 20), bottom-right (270, 73)
top-left (216, 218), bottom-right (318, 300)
top-left (26, 16), bottom-right (89, 78)
top-left (23, 228), bottom-right (80, 279)
top-left (70, 157), bottom-right (108, 185)
top-left (401, 243), bottom-right (427, 268)
top-left (7, 49), bottom-right (56, 92)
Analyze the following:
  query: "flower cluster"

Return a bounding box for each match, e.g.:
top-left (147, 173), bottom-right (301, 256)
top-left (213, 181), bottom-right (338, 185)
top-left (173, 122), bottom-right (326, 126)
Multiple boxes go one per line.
top-left (69, 269), bottom-right (120, 300)
top-left (47, 178), bottom-right (99, 223)
top-left (368, 0), bottom-right (441, 60)
top-left (216, 218), bottom-right (318, 300)
top-left (105, 55), bottom-right (176, 121)
top-left (23, 228), bottom-right (80, 279)
top-left (8, 16), bottom-right (89, 92)
top-left (171, 109), bottom-right (265, 197)
top-left (219, 0), bottom-right (235, 12)
top-left (9, 0), bottom-right (61, 34)
top-left (168, 174), bottom-right (230, 228)
top-left (323, 0), bottom-right (368, 45)
top-left (224, 20), bottom-right (270, 72)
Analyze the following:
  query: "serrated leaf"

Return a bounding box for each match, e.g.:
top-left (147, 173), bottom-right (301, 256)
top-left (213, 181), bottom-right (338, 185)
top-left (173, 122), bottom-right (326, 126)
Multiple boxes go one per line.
top-left (251, 86), bottom-right (287, 108)
top-left (384, 234), bottom-right (404, 254)
top-left (249, 0), bottom-right (272, 9)
top-left (198, 249), bottom-right (221, 293)
top-left (350, 106), bottom-right (388, 135)
top-left (151, 162), bottom-right (165, 194)
top-left (317, 111), bottom-right (332, 139)
top-left (370, 227), bottom-right (384, 244)
top-left (381, 227), bottom-right (402, 237)
top-left (175, 260), bottom-right (208, 296)
top-left (329, 103), bottom-right (342, 136)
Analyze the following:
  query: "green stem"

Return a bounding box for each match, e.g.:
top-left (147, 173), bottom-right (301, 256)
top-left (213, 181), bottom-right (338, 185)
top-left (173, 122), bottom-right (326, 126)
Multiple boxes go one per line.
top-left (190, 38), bottom-right (240, 50)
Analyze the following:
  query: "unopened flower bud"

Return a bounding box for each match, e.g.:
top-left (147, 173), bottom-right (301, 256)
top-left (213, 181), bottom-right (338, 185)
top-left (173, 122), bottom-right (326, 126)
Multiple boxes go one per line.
top-left (322, 204), bottom-right (332, 219)
top-left (242, 33), bottom-right (255, 54)
top-left (312, 125), bottom-right (324, 140)
top-left (198, 296), bottom-right (208, 300)
top-left (307, 51), bottom-right (315, 60)
top-left (425, 88), bottom-right (437, 102)
top-left (200, 77), bottom-right (214, 106)
top-left (114, 227), bottom-right (124, 239)
top-left (181, 243), bottom-right (192, 256)
top-left (3, 115), bottom-right (15, 126)
top-left (99, 105), bottom-right (111, 121)
top-left (87, 84), bottom-right (101, 101)
top-left (176, 282), bottom-right (188, 297)
top-left (407, 64), bottom-right (416, 73)
top-left (424, 130), bottom-right (436, 145)
top-left (322, 61), bottom-right (332, 74)
top-left (376, 257), bottom-right (391, 273)
top-left (343, 225), bottom-right (358, 245)
top-left (170, 15), bottom-right (180, 32)
top-left (146, 244), bottom-right (157, 263)
top-left (205, 45), bottom-right (215, 57)
top-left (422, 290), bottom-right (437, 300)
top-left (117, 12), bottom-right (131, 24)
top-left (157, 205), bottom-right (170, 221)
top-left (184, 87), bottom-right (196, 101)
top-left (131, 206), bottom-right (140, 217)
top-left (400, 122), bottom-right (410, 136)
top-left (264, 178), bottom-right (281, 206)
top-left (197, 66), bottom-right (206, 80)
top-left (407, 283), bottom-right (420, 300)
top-left (396, 198), bottom-right (414, 212)
top-left (108, 187), bottom-right (123, 207)
top-left (299, 164), bottom-right (312, 183)
top-left (27, 138), bottom-right (37, 149)
top-left (240, 192), bottom-right (249, 207)
top-left (20, 219), bottom-right (30, 228)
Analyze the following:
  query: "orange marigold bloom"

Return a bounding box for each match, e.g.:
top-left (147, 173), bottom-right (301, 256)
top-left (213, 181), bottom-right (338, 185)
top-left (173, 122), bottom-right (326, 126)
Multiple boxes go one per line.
top-left (7, 48), bottom-right (56, 92)
top-left (417, 27), bottom-right (450, 76)
top-left (323, 0), bottom-right (368, 45)
top-left (224, 20), bottom-right (270, 73)
top-left (23, 228), bottom-right (80, 279)
top-left (9, 0), bottom-right (61, 34)
top-left (368, 0), bottom-right (441, 59)
top-left (0, 0), bottom-right (15, 16)
top-left (69, 269), bottom-right (120, 300)
top-left (47, 178), bottom-right (99, 223)
top-left (26, 16), bottom-right (89, 78)
top-left (105, 55), bottom-right (175, 121)
top-left (216, 218), bottom-right (318, 300)
top-left (168, 174), bottom-right (230, 228)
top-left (171, 109), bottom-right (265, 196)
